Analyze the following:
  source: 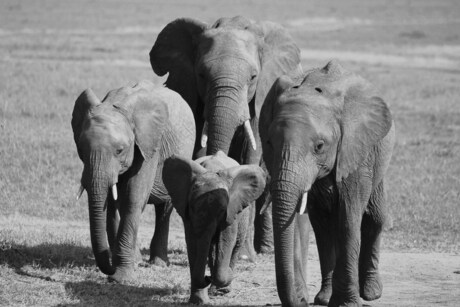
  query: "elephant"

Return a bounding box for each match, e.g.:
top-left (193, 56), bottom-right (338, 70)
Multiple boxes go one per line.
top-left (162, 151), bottom-right (266, 304)
top-left (259, 60), bottom-right (395, 307)
top-left (149, 15), bottom-right (303, 255)
top-left (71, 80), bottom-right (196, 282)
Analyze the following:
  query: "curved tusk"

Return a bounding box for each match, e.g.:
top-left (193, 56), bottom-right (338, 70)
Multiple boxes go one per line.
top-left (112, 184), bottom-right (118, 201)
top-left (299, 192), bottom-right (308, 215)
top-left (201, 121), bottom-right (208, 148)
top-left (76, 184), bottom-right (85, 200)
top-left (244, 120), bottom-right (257, 151)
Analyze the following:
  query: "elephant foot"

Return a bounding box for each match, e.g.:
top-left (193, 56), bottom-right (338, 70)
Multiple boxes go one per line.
top-left (134, 248), bottom-right (143, 265)
top-left (210, 284), bottom-right (232, 296)
top-left (314, 282), bottom-right (332, 305)
top-left (255, 243), bottom-right (274, 254)
top-left (328, 293), bottom-right (362, 307)
top-left (360, 271), bottom-right (382, 301)
top-left (108, 267), bottom-right (135, 283)
top-left (239, 252), bottom-right (256, 263)
top-left (189, 277), bottom-right (211, 305)
top-left (148, 255), bottom-right (169, 267)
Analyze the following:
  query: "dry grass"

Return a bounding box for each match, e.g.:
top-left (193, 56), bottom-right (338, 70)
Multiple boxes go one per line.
top-left (1, 0), bottom-right (459, 305)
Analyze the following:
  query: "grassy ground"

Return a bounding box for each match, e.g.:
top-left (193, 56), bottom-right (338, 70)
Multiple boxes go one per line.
top-left (1, 0), bottom-right (459, 306)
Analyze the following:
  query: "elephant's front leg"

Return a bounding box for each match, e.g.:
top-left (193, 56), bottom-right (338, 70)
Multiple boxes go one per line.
top-left (149, 200), bottom-right (173, 266)
top-left (308, 203), bottom-right (335, 306)
top-left (109, 156), bottom-right (158, 283)
top-left (359, 181), bottom-right (385, 301)
top-left (329, 197), bottom-right (365, 307)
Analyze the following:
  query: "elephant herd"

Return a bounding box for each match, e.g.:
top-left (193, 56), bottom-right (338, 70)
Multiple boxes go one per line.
top-left (72, 16), bottom-right (395, 307)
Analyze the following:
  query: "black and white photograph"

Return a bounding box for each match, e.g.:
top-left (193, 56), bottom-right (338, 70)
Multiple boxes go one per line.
top-left (0, 0), bottom-right (459, 306)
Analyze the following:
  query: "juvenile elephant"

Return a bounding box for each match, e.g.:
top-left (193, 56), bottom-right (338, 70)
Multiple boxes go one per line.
top-left (72, 80), bottom-right (195, 282)
top-left (150, 15), bottom-right (302, 255)
top-left (259, 61), bottom-right (395, 307)
top-left (162, 151), bottom-right (266, 304)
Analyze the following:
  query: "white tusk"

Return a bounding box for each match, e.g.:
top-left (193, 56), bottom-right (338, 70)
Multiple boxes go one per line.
top-left (299, 192), bottom-right (308, 215)
top-left (112, 184), bottom-right (118, 201)
top-left (201, 121), bottom-right (208, 148)
top-left (76, 184), bottom-right (85, 200)
top-left (244, 120), bottom-right (257, 151)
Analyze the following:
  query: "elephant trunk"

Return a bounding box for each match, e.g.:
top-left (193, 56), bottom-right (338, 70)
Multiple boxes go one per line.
top-left (270, 151), bottom-right (314, 306)
top-left (190, 233), bottom-right (213, 293)
top-left (84, 152), bottom-right (116, 275)
top-left (205, 84), bottom-right (248, 155)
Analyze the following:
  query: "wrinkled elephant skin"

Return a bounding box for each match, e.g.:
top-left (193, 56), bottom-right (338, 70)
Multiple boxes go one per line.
top-left (259, 61), bottom-right (395, 307)
top-left (163, 151), bottom-right (266, 304)
top-left (72, 80), bottom-right (195, 282)
top-left (150, 16), bottom-right (304, 256)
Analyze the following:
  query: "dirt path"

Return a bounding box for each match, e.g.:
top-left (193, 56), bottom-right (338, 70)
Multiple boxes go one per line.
top-left (369, 252), bottom-right (460, 306)
top-left (226, 249), bottom-right (460, 307)
top-left (1, 218), bottom-right (459, 306)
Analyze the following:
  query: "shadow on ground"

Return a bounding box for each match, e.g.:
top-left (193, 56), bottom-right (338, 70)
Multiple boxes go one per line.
top-left (61, 280), bottom-right (180, 307)
top-left (0, 242), bottom-right (94, 269)
top-left (61, 280), bottom-right (257, 307)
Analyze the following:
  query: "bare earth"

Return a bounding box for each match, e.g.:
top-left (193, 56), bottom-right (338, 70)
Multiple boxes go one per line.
top-left (1, 217), bottom-right (459, 306)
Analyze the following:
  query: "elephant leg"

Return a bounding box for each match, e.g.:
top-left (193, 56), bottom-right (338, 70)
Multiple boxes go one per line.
top-left (254, 191), bottom-right (274, 254)
top-left (359, 181), bottom-right (385, 301)
top-left (308, 203), bottom-right (335, 306)
top-left (149, 200), bottom-right (173, 267)
top-left (294, 213), bottom-right (309, 304)
top-left (329, 179), bottom-right (369, 307)
top-left (240, 203), bottom-right (257, 262)
top-left (109, 199), bottom-right (143, 282)
top-left (106, 200), bottom-right (120, 257)
top-left (109, 155), bottom-right (158, 283)
top-left (329, 205), bottom-right (365, 307)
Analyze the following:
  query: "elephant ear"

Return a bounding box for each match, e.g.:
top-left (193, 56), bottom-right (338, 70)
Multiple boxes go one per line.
top-left (149, 18), bottom-right (207, 114)
top-left (71, 89), bottom-right (101, 159)
top-left (258, 75), bottom-right (296, 170)
top-left (223, 165), bottom-right (266, 225)
top-left (255, 21), bottom-right (302, 117)
top-left (112, 83), bottom-right (169, 160)
top-left (336, 90), bottom-right (393, 182)
top-left (162, 155), bottom-right (207, 219)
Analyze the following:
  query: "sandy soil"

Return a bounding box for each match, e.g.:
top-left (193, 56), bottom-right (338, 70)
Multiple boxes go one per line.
top-left (225, 247), bottom-right (460, 306)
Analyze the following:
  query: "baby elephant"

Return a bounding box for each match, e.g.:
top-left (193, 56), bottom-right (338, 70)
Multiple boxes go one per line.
top-left (163, 151), bottom-right (266, 304)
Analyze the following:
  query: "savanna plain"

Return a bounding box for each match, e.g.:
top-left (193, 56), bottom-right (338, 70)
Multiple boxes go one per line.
top-left (0, 0), bottom-right (459, 306)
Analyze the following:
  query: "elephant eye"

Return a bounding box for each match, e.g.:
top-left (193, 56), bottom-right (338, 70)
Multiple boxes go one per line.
top-left (315, 140), bottom-right (325, 153)
top-left (315, 87), bottom-right (322, 93)
top-left (250, 74), bottom-right (257, 81)
top-left (116, 148), bottom-right (123, 155)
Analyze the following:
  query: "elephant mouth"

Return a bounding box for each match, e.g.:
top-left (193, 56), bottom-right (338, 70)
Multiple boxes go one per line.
top-left (200, 119), bottom-right (257, 151)
top-left (76, 183), bottom-right (119, 202)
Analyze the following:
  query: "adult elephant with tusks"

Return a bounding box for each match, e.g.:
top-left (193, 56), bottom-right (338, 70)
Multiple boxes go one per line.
top-left (259, 61), bottom-right (395, 307)
top-left (72, 80), bottom-right (195, 282)
top-left (149, 15), bottom-right (302, 255)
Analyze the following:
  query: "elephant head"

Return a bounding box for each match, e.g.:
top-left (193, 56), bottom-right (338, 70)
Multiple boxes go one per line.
top-left (71, 81), bottom-right (168, 276)
top-left (150, 16), bottom-right (302, 157)
top-left (259, 60), bottom-right (393, 306)
top-left (162, 151), bottom-right (266, 304)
